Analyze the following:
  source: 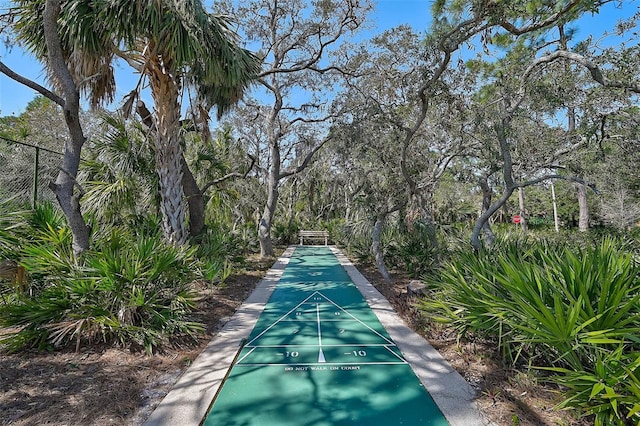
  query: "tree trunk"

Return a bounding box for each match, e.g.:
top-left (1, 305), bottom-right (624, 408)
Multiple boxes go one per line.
top-left (371, 213), bottom-right (392, 284)
top-left (475, 175), bottom-right (496, 249)
top-left (137, 100), bottom-right (204, 239)
top-left (412, 192), bottom-right (438, 249)
top-left (181, 155), bottom-right (206, 238)
top-left (345, 185), bottom-right (352, 224)
top-left (472, 187), bottom-right (515, 250)
top-left (258, 93), bottom-right (284, 258)
top-left (551, 182), bottom-right (560, 233)
top-left (148, 58), bottom-right (188, 245)
top-left (259, 142), bottom-right (279, 257)
top-left (286, 178), bottom-right (297, 230)
top-left (43, 0), bottom-right (90, 258)
top-left (518, 187), bottom-right (528, 232)
top-left (258, 208), bottom-right (275, 257)
top-left (576, 183), bottom-right (589, 232)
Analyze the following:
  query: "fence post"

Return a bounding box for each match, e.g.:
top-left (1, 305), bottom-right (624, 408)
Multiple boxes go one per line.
top-left (33, 146), bottom-right (40, 208)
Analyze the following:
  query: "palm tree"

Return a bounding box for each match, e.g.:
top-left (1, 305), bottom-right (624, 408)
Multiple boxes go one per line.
top-left (9, 0), bottom-right (260, 246)
top-left (81, 114), bottom-right (158, 228)
top-left (103, 0), bottom-right (260, 244)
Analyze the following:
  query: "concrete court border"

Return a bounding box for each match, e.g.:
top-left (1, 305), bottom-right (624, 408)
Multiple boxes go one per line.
top-left (145, 246), bottom-right (295, 426)
top-left (146, 245), bottom-right (490, 426)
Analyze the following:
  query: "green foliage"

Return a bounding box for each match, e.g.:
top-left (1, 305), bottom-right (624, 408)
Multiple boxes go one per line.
top-left (82, 114), bottom-right (158, 228)
top-left (420, 236), bottom-right (640, 422)
top-left (193, 225), bottom-right (249, 282)
top-left (0, 197), bottom-right (30, 260)
top-left (385, 221), bottom-right (441, 278)
top-left (0, 209), bottom-right (203, 354)
top-left (272, 221), bottom-right (300, 246)
top-left (543, 348), bottom-right (640, 426)
top-left (331, 221), bottom-right (373, 264)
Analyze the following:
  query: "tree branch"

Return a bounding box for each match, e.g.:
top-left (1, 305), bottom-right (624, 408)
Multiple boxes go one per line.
top-left (498, 1), bottom-right (595, 35)
top-left (0, 60), bottom-right (64, 106)
top-left (516, 174), bottom-right (598, 193)
top-left (200, 154), bottom-right (256, 194)
top-left (524, 49), bottom-right (640, 93)
top-left (279, 137), bottom-right (330, 179)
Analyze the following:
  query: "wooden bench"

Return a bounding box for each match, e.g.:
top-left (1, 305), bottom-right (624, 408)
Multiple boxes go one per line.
top-left (298, 230), bottom-right (329, 246)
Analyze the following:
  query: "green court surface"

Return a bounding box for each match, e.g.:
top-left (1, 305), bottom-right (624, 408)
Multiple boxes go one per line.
top-left (203, 246), bottom-right (449, 426)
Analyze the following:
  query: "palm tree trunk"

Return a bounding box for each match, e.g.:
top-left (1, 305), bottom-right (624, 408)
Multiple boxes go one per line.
top-left (148, 58), bottom-right (188, 245)
top-left (181, 155), bottom-right (206, 237)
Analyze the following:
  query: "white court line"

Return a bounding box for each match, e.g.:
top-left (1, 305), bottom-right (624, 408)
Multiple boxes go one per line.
top-left (245, 290), bottom-right (392, 346)
top-left (245, 292), bottom-right (324, 346)
top-left (316, 293), bottom-right (395, 345)
top-left (236, 361), bottom-right (407, 367)
top-left (384, 345), bottom-right (408, 362)
top-left (236, 347), bottom-right (257, 364)
top-left (316, 303), bottom-right (327, 363)
top-left (234, 361), bottom-right (407, 367)
top-left (280, 319), bottom-right (348, 322)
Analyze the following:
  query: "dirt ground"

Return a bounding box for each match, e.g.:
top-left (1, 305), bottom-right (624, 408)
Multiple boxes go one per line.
top-left (0, 253), bottom-right (586, 426)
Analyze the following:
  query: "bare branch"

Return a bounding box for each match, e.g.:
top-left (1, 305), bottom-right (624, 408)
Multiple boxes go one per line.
top-left (136, 100), bottom-right (155, 130)
top-left (201, 154), bottom-right (257, 194)
top-left (516, 174), bottom-right (598, 193)
top-left (0, 60), bottom-right (64, 106)
top-left (279, 137), bottom-right (330, 179)
top-left (524, 49), bottom-right (640, 93)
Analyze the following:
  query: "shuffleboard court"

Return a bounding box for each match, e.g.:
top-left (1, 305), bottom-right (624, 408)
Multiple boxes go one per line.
top-left (203, 246), bottom-right (449, 426)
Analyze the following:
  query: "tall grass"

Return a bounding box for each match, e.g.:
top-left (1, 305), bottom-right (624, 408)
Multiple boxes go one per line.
top-left (420, 236), bottom-right (640, 424)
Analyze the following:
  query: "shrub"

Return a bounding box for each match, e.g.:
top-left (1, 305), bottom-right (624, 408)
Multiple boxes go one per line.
top-left (420, 236), bottom-right (640, 423)
top-left (193, 226), bottom-right (241, 282)
top-left (0, 221), bottom-right (203, 354)
top-left (385, 221), bottom-right (440, 278)
top-left (272, 221), bottom-right (299, 246)
top-left (543, 347), bottom-right (640, 426)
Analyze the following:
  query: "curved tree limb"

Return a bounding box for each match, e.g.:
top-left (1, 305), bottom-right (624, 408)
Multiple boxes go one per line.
top-left (200, 154), bottom-right (256, 194)
top-left (279, 137), bottom-right (330, 179)
top-left (0, 60), bottom-right (64, 106)
top-left (524, 49), bottom-right (640, 93)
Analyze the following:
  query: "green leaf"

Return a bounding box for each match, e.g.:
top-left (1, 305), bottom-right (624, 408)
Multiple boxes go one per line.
top-left (590, 382), bottom-right (606, 399)
top-left (627, 404), bottom-right (640, 418)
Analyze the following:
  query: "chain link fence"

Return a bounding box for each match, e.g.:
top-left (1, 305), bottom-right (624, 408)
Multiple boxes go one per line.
top-left (0, 135), bottom-right (62, 207)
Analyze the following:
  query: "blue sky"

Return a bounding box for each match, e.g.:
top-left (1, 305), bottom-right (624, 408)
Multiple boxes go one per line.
top-left (1, 1), bottom-right (426, 116)
top-left (0, 0), bottom-right (636, 116)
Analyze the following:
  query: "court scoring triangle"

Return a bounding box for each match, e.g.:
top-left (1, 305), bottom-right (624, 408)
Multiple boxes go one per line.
top-left (245, 290), bottom-right (394, 347)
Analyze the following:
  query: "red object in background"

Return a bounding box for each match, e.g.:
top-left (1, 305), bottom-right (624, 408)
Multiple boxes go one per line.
top-left (513, 215), bottom-right (522, 224)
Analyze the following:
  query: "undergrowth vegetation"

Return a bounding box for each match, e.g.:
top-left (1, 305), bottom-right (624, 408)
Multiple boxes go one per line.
top-left (420, 235), bottom-right (640, 425)
top-left (0, 201), bottom-right (251, 354)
